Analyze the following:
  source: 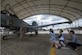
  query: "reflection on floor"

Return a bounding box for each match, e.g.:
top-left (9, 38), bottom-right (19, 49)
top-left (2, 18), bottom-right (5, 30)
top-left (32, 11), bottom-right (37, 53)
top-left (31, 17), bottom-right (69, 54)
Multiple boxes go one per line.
top-left (1, 34), bottom-right (82, 55)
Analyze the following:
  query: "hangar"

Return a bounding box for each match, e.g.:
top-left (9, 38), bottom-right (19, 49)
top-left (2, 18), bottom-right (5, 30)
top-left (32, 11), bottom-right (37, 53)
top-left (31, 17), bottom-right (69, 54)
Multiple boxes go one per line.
top-left (0, 0), bottom-right (82, 55)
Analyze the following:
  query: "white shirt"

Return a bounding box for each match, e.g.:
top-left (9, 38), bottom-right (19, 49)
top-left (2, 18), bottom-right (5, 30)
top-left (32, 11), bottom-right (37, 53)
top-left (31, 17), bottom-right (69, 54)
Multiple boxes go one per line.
top-left (59, 34), bottom-right (64, 41)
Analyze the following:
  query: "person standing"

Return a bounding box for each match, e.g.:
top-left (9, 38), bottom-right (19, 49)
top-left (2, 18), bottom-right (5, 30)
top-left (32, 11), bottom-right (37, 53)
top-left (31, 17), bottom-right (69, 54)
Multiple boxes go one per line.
top-left (19, 27), bottom-right (25, 41)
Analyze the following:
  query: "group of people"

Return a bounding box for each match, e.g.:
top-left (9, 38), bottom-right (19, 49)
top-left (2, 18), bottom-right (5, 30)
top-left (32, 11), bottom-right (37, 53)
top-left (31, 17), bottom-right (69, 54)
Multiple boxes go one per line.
top-left (49, 29), bottom-right (82, 51)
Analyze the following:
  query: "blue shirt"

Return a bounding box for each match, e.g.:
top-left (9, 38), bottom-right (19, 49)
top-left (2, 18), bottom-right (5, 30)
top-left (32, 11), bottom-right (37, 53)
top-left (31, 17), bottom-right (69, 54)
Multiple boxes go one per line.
top-left (49, 32), bottom-right (56, 41)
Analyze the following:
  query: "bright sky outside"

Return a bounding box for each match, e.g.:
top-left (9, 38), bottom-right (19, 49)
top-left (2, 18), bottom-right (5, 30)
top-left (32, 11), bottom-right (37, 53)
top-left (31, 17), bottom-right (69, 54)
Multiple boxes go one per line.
top-left (23, 14), bottom-right (82, 30)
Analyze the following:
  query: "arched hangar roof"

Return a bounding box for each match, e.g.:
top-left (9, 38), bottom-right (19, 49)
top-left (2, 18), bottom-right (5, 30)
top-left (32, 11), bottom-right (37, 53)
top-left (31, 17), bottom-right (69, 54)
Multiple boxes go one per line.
top-left (1, 0), bottom-right (82, 21)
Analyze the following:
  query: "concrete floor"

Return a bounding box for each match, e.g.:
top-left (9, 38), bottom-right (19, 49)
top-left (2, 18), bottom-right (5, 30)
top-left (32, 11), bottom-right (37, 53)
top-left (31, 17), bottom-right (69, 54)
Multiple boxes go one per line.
top-left (1, 34), bottom-right (82, 55)
top-left (1, 34), bottom-right (51, 55)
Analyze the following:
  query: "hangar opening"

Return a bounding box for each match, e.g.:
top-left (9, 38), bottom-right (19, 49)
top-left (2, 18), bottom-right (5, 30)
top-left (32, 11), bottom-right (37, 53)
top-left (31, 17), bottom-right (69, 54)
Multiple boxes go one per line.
top-left (23, 14), bottom-right (82, 30)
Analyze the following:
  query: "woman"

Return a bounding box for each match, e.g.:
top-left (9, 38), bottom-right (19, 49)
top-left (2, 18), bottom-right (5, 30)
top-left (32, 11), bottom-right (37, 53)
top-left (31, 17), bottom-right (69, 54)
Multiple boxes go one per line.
top-left (58, 29), bottom-right (66, 47)
top-left (49, 29), bottom-right (61, 48)
top-left (67, 30), bottom-right (82, 51)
